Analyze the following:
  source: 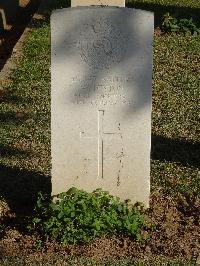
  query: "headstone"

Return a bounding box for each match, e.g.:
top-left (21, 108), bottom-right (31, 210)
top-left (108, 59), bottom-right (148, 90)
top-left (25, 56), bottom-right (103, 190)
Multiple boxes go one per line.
top-left (51, 7), bottom-right (154, 207)
top-left (71, 0), bottom-right (125, 7)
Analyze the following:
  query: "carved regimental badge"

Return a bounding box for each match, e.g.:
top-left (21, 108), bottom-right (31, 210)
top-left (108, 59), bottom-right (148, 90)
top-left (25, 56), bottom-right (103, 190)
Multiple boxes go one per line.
top-left (77, 18), bottom-right (127, 70)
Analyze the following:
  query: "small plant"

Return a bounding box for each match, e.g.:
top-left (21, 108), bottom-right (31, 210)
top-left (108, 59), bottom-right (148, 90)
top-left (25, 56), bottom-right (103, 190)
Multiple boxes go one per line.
top-left (162, 13), bottom-right (180, 33)
top-left (162, 13), bottom-right (200, 35)
top-left (30, 188), bottom-right (145, 245)
top-left (178, 18), bottom-right (200, 34)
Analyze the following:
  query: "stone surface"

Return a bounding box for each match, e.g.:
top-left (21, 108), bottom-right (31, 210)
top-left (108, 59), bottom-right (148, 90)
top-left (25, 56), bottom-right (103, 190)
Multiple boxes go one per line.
top-left (51, 7), bottom-right (154, 206)
top-left (71, 0), bottom-right (125, 7)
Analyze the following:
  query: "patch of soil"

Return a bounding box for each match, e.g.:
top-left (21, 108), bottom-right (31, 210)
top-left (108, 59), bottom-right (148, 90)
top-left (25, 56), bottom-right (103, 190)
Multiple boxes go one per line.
top-left (0, 192), bottom-right (199, 262)
top-left (154, 27), bottom-right (164, 36)
top-left (0, 0), bottom-right (41, 71)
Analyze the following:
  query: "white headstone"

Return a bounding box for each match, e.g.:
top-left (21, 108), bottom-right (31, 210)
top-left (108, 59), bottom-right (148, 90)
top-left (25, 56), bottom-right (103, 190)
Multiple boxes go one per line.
top-left (71, 0), bottom-right (125, 7)
top-left (51, 7), bottom-right (154, 207)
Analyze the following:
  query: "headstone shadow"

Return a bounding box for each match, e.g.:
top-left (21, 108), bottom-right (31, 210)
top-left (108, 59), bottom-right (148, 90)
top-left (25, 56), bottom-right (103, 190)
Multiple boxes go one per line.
top-left (151, 134), bottom-right (200, 168)
top-left (126, 1), bottom-right (200, 27)
top-left (0, 163), bottom-right (51, 215)
top-left (29, 0), bottom-right (71, 28)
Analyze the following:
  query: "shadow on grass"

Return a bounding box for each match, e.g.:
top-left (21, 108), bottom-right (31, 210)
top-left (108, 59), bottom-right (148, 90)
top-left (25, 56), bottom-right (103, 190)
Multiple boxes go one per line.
top-left (0, 144), bottom-right (31, 158)
top-left (0, 111), bottom-right (28, 124)
top-left (126, 1), bottom-right (200, 27)
top-left (29, 0), bottom-right (70, 29)
top-left (0, 164), bottom-right (51, 215)
top-left (152, 134), bottom-right (200, 168)
top-left (0, 90), bottom-right (24, 104)
top-left (30, 0), bottom-right (200, 30)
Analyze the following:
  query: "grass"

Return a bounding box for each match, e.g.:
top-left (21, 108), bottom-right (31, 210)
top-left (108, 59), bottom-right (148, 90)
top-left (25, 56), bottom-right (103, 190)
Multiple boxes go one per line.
top-left (126, 0), bottom-right (200, 27)
top-left (151, 34), bottom-right (200, 196)
top-left (0, 22), bottom-right (51, 205)
top-left (0, 24), bottom-right (51, 174)
top-left (127, 0), bottom-right (200, 8)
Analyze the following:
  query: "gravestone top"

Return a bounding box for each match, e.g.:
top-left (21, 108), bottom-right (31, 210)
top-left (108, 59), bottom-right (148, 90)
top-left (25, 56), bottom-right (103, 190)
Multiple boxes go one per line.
top-left (71, 0), bottom-right (125, 7)
top-left (51, 7), bottom-right (154, 207)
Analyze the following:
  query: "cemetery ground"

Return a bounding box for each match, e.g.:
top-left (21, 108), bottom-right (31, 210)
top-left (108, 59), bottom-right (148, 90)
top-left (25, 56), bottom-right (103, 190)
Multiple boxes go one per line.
top-left (0, 0), bottom-right (200, 265)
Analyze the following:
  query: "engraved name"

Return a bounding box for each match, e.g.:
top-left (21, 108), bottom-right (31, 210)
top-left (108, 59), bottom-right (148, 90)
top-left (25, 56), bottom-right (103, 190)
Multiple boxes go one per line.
top-left (70, 75), bottom-right (134, 106)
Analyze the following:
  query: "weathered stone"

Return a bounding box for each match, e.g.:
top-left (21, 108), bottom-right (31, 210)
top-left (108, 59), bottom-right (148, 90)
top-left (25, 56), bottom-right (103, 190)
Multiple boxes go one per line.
top-left (51, 7), bottom-right (154, 207)
top-left (71, 0), bottom-right (125, 7)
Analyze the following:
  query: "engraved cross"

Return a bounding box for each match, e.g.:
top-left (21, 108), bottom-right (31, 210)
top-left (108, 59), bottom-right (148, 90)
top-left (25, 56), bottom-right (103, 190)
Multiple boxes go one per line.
top-left (80, 110), bottom-right (122, 178)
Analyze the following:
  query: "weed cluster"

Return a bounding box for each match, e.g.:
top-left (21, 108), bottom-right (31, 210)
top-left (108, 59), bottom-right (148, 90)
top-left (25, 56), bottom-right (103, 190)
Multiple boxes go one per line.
top-left (31, 188), bottom-right (145, 245)
top-left (162, 13), bottom-right (200, 34)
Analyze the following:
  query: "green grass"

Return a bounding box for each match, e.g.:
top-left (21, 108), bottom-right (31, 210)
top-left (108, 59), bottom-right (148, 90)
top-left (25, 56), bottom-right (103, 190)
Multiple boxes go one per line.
top-left (151, 34), bottom-right (200, 196)
top-left (0, 0), bottom-right (199, 207)
top-left (0, 23), bottom-right (51, 204)
top-left (127, 0), bottom-right (200, 8)
top-left (0, 23), bottom-right (51, 174)
top-left (126, 0), bottom-right (200, 27)
top-left (153, 35), bottom-right (199, 140)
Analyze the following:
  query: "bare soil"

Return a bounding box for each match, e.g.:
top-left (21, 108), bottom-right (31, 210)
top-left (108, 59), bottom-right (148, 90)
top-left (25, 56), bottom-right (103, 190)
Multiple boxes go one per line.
top-left (0, 192), bottom-right (199, 262)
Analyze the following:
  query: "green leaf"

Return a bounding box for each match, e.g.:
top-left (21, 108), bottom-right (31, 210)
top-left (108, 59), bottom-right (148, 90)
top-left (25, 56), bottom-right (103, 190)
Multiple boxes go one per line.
top-left (31, 188), bottom-right (145, 244)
